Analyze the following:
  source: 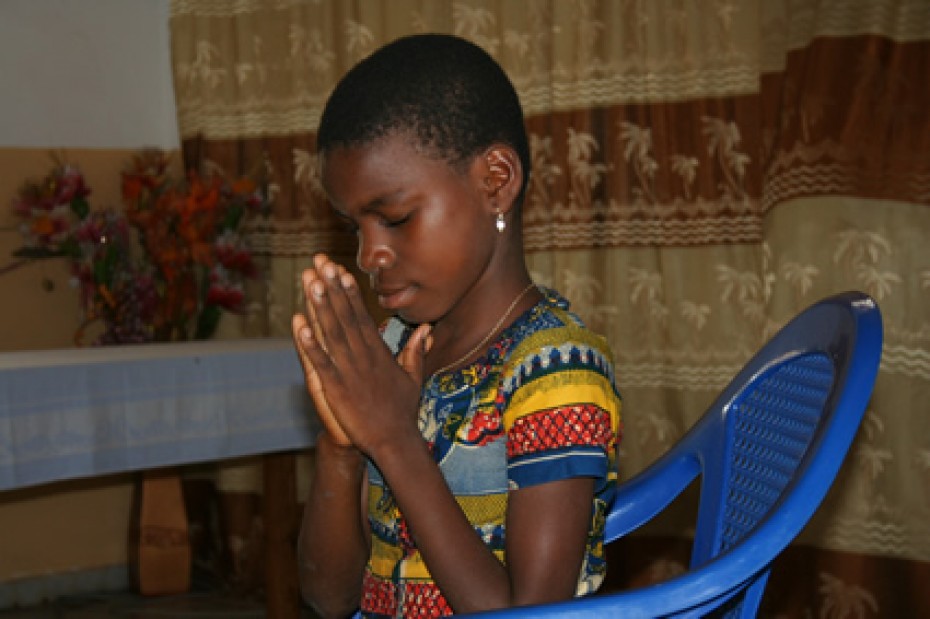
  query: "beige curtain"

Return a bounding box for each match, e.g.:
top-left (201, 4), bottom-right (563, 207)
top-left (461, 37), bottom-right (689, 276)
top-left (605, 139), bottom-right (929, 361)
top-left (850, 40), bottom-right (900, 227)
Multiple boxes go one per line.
top-left (169, 0), bottom-right (930, 615)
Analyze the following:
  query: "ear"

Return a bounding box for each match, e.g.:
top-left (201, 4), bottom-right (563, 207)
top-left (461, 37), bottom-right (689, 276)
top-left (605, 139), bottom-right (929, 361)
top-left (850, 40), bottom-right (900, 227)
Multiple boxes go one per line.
top-left (481, 145), bottom-right (523, 214)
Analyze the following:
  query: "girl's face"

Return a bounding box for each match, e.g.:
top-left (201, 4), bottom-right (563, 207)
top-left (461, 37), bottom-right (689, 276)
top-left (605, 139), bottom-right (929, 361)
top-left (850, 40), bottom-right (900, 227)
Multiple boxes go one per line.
top-left (321, 134), bottom-right (501, 325)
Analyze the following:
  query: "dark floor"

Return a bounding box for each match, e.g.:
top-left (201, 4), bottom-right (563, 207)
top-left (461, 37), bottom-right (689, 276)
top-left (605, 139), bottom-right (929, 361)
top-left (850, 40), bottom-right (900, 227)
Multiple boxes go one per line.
top-left (0, 591), bottom-right (317, 618)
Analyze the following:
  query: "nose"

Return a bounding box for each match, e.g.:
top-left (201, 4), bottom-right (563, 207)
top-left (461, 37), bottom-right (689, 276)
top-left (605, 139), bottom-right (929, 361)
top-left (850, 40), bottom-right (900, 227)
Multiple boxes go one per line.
top-left (356, 228), bottom-right (395, 276)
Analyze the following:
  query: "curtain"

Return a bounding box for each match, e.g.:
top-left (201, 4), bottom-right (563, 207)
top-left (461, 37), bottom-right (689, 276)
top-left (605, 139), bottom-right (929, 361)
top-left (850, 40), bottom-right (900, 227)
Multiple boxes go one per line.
top-left (168, 0), bottom-right (930, 615)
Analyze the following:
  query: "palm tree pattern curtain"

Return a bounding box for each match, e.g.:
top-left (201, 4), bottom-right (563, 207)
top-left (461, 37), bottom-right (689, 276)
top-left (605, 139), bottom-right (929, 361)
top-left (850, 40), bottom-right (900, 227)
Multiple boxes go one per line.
top-left (169, 0), bottom-right (930, 614)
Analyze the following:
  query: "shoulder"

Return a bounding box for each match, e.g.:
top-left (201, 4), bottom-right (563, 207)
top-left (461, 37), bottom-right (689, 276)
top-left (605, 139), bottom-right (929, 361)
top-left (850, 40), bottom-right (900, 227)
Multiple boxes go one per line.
top-left (500, 290), bottom-right (622, 489)
top-left (505, 287), bottom-right (617, 384)
top-left (498, 288), bottom-right (621, 425)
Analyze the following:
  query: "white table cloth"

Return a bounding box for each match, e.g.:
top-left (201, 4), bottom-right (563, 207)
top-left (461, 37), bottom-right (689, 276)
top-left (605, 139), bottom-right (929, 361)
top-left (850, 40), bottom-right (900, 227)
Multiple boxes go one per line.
top-left (0, 338), bottom-right (318, 491)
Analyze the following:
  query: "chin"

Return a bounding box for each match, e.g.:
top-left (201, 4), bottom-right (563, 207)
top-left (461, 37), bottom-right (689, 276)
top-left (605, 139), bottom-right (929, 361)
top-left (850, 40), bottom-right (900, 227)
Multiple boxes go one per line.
top-left (395, 308), bottom-right (429, 326)
top-left (395, 300), bottom-right (449, 326)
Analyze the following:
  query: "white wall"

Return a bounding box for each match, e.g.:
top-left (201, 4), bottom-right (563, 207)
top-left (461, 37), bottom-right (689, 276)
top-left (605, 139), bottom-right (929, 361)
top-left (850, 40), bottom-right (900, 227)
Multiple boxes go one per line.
top-left (0, 0), bottom-right (179, 149)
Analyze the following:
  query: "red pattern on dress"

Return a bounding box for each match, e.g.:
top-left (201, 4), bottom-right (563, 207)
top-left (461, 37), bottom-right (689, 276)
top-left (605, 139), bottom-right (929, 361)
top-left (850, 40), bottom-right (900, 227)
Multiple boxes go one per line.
top-left (507, 404), bottom-right (614, 457)
top-left (361, 572), bottom-right (453, 617)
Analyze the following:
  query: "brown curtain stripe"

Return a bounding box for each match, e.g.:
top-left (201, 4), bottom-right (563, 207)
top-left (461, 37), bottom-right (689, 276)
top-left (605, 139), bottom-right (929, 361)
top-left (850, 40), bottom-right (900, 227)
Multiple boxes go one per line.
top-left (761, 35), bottom-right (930, 211)
top-left (522, 98), bottom-right (765, 250)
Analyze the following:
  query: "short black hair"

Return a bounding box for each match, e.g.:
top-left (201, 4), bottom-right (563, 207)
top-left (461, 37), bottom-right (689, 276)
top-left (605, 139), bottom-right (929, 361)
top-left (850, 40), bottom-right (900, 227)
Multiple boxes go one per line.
top-left (317, 33), bottom-right (530, 206)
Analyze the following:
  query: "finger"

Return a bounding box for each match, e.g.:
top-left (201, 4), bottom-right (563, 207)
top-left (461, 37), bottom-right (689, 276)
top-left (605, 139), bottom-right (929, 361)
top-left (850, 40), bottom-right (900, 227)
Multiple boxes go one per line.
top-left (337, 265), bottom-right (383, 350)
top-left (291, 312), bottom-right (313, 367)
top-left (398, 323), bottom-right (433, 382)
top-left (307, 261), bottom-right (352, 361)
top-left (313, 252), bottom-right (329, 271)
top-left (291, 314), bottom-right (329, 406)
top-left (315, 258), bottom-right (367, 363)
top-left (291, 313), bottom-right (352, 446)
top-left (292, 311), bottom-right (341, 399)
top-left (300, 268), bottom-right (329, 353)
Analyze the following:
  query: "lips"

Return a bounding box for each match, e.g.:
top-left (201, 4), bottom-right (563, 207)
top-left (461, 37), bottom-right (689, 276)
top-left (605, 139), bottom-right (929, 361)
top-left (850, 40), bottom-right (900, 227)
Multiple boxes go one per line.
top-left (374, 283), bottom-right (415, 310)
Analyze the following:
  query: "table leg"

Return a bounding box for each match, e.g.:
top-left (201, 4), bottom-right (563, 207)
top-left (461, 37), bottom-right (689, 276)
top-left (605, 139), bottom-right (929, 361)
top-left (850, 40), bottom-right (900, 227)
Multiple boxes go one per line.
top-left (263, 452), bottom-right (300, 619)
top-left (130, 468), bottom-right (192, 596)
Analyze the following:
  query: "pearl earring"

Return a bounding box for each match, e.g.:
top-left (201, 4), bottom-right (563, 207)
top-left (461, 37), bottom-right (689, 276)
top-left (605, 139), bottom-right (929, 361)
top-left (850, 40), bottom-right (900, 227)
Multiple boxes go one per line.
top-left (496, 212), bottom-right (506, 233)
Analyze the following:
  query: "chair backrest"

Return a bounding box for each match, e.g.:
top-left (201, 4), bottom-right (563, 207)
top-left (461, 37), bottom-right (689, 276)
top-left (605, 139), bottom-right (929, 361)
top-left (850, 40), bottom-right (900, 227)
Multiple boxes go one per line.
top-left (472, 291), bottom-right (883, 618)
top-left (690, 342), bottom-right (843, 568)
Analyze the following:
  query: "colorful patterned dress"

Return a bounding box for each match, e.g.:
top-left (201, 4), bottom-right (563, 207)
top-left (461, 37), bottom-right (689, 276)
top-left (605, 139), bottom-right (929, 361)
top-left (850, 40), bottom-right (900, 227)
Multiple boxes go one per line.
top-left (361, 288), bottom-right (622, 617)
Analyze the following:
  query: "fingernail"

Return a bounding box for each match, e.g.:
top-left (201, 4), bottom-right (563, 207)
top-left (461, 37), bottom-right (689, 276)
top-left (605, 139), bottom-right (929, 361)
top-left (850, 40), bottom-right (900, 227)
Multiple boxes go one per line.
top-left (340, 272), bottom-right (354, 289)
top-left (301, 327), bottom-right (313, 345)
top-left (323, 263), bottom-right (337, 279)
top-left (311, 280), bottom-right (325, 298)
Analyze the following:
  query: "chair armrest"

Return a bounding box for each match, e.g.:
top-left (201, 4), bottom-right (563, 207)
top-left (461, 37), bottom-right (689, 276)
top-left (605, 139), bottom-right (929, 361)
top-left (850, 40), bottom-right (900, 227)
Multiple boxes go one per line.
top-left (468, 534), bottom-right (767, 618)
top-left (606, 449), bottom-right (700, 542)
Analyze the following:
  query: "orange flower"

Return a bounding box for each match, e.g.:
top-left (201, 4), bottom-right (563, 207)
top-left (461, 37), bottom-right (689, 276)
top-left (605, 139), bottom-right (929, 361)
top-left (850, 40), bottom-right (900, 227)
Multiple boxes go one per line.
top-left (190, 241), bottom-right (215, 267)
top-left (231, 178), bottom-right (256, 195)
top-left (108, 149), bottom-right (269, 340)
top-left (31, 215), bottom-right (56, 237)
top-left (98, 284), bottom-right (117, 309)
top-left (183, 175), bottom-right (220, 219)
top-left (122, 175), bottom-right (144, 202)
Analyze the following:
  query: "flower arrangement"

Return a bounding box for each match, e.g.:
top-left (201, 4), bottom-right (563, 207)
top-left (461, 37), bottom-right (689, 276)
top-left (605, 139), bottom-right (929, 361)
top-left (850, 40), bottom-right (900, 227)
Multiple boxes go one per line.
top-left (7, 151), bottom-right (270, 345)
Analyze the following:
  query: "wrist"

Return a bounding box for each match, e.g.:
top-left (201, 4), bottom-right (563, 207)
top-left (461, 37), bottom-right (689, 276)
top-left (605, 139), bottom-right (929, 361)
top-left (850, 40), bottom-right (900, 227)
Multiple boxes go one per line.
top-left (315, 432), bottom-right (365, 467)
top-left (367, 431), bottom-right (430, 477)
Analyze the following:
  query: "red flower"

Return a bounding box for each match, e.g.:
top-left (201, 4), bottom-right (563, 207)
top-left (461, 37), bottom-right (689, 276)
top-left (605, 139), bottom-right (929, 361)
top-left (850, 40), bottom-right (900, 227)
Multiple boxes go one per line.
top-left (8, 150), bottom-right (269, 344)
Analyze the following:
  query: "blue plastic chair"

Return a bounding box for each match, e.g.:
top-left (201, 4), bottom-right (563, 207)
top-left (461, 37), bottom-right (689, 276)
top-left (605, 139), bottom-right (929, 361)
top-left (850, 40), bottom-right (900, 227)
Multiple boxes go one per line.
top-left (471, 291), bottom-right (883, 618)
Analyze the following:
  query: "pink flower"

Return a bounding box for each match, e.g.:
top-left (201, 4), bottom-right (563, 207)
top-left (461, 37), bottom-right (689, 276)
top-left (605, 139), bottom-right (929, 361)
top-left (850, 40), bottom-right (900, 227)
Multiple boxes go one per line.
top-left (55, 166), bottom-right (91, 205)
top-left (206, 266), bottom-right (246, 312)
top-left (214, 230), bottom-right (256, 276)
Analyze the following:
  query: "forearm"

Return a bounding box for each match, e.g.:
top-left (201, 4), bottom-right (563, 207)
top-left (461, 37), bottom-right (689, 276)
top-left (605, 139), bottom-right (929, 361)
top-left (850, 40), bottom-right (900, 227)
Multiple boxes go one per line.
top-left (372, 436), bottom-right (513, 613)
top-left (298, 435), bottom-right (369, 618)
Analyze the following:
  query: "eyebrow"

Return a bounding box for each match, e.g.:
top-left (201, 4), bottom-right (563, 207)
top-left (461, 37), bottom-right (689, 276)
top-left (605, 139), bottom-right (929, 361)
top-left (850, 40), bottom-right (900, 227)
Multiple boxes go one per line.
top-left (331, 189), bottom-right (405, 222)
top-left (363, 189), bottom-right (405, 212)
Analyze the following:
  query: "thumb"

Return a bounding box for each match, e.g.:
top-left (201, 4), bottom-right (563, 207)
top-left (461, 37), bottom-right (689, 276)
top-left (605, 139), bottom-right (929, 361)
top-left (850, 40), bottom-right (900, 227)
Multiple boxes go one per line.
top-left (398, 323), bottom-right (433, 379)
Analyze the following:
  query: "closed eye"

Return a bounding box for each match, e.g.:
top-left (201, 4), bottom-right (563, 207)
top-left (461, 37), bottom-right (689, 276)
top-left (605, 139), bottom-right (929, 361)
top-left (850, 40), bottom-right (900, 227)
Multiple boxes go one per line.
top-left (382, 213), bottom-right (411, 228)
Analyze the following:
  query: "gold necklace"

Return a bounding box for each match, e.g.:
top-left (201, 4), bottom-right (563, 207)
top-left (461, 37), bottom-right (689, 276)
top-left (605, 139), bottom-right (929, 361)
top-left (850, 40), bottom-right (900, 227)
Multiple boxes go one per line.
top-left (432, 282), bottom-right (537, 376)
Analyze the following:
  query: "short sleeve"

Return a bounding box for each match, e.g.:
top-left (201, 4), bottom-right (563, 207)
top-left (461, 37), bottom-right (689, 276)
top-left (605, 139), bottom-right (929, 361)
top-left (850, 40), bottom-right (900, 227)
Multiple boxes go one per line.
top-left (500, 326), bottom-right (621, 491)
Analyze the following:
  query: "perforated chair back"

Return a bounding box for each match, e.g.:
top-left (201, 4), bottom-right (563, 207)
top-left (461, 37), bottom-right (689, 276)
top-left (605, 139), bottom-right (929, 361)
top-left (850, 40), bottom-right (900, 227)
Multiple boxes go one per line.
top-left (685, 349), bottom-right (839, 568)
top-left (471, 292), bottom-right (883, 618)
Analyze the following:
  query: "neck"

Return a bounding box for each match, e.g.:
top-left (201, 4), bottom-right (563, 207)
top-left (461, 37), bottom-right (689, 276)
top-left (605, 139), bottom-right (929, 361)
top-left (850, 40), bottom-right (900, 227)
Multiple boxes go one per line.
top-left (427, 277), bottom-right (539, 376)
